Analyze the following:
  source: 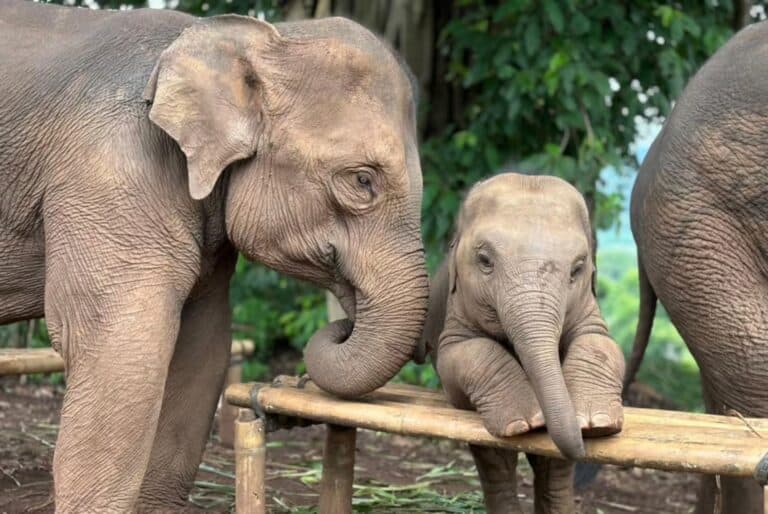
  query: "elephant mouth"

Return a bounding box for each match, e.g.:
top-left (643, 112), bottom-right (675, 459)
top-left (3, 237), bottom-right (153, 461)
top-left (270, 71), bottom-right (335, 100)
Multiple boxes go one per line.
top-left (329, 280), bottom-right (357, 323)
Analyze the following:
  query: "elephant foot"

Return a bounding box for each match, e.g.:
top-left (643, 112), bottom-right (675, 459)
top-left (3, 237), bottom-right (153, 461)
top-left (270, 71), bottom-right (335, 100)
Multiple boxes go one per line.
top-left (438, 337), bottom-right (547, 439)
top-left (563, 334), bottom-right (625, 438)
top-left (572, 395), bottom-right (623, 437)
top-left (480, 378), bottom-right (545, 439)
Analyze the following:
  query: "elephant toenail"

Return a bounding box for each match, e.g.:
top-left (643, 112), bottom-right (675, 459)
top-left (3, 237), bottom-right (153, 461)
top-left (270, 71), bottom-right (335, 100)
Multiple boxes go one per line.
top-left (591, 413), bottom-right (612, 427)
top-left (529, 412), bottom-right (545, 428)
top-left (505, 420), bottom-right (529, 435)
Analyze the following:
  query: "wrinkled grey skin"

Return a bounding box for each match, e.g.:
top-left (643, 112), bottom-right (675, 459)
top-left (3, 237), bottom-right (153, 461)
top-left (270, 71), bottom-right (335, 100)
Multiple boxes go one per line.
top-left (625, 20), bottom-right (768, 514)
top-left (0, 2), bottom-right (427, 511)
top-left (417, 173), bottom-right (625, 514)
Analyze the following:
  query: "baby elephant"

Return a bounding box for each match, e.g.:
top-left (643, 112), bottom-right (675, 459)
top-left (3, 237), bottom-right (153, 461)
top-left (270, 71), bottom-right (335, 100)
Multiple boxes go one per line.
top-left (417, 172), bottom-right (625, 513)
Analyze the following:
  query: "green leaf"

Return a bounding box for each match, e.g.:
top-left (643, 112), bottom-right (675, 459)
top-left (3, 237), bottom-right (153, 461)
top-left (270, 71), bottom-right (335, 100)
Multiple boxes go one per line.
top-left (523, 21), bottom-right (541, 56)
top-left (571, 11), bottom-right (590, 35)
top-left (483, 145), bottom-right (501, 170)
top-left (492, 0), bottom-right (531, 21)
top-left (543, 0), bottom-right (565, 33)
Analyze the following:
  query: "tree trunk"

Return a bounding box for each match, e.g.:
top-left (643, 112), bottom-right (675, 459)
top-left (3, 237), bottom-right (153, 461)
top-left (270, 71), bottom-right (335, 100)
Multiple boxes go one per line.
top-left (733, 0), bottom-right (752, 31)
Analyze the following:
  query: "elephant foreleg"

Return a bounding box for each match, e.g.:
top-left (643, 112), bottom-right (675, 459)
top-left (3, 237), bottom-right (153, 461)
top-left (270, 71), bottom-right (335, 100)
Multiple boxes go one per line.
top-left (525, 454), bottom-right (574, 514)
top-left (436, 338), bottom-right (542, 513)
top-left (437, 337), bottom-right (544, 437)
top-left (562, 333), bottom-right (625, 437)
top-left (139, 258), bottom-right (236, 510)
top-left (469, 445), bottom-right (523, 514)
top-left (46, 280), bottom-right (183, 513)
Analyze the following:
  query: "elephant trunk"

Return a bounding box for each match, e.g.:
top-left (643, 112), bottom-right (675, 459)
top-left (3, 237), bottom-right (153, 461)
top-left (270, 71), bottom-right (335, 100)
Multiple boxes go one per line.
top-left (303, 242), bottom-right (429, 398)
top-left (502, 289), bottom-right (585, 460)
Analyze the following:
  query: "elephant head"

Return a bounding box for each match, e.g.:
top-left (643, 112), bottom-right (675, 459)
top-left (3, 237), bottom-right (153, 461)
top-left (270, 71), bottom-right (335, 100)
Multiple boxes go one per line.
top-left (143, 15), bottom-right (427, 398)
top-left (441, 173), bottom-right (600, 458)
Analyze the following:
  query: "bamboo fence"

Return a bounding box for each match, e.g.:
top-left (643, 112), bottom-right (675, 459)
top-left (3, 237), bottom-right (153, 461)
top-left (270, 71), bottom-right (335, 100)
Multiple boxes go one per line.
top-left (226, 375), bottom-right (768, 479)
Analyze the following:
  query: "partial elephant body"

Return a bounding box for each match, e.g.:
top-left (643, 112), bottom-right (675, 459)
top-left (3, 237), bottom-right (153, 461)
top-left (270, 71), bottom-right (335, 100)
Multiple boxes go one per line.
top-left (0, 2), bottom-right (428, 511)
top-left (420, 173), bottom-right (625, 513)
top-left (627, 20), bottom-right (768, 514)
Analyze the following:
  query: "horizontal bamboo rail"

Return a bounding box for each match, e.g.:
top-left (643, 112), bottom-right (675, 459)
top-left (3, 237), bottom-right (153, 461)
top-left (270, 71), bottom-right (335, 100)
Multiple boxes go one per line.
top-left (226, 375), bottom-right (768, 480)
top-left (0, 340), bottom-right (255, 376)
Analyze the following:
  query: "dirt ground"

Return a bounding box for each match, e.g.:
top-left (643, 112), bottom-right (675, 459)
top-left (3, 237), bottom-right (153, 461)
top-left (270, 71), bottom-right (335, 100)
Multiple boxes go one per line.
top-left (0, 379), bottom-right (700, 514)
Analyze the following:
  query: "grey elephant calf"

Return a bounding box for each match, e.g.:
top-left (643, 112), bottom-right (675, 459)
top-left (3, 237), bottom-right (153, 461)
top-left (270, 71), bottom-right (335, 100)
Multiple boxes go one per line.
top-left (416, 172), bottom-right (625, 513)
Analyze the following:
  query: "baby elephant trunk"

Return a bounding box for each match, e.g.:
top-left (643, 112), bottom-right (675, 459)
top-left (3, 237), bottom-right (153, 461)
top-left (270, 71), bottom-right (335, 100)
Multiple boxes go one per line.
top-left (501, 290), bottom-right (585, 460)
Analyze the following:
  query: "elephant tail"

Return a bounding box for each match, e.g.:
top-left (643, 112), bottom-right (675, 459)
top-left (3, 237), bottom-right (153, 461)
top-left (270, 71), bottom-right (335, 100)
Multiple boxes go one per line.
top-left (623, 256), bottom-right (657, 396)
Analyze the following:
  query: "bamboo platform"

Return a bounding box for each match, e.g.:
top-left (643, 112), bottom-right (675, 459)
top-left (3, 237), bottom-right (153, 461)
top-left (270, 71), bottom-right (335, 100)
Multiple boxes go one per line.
top-left (226, 375), bottom-right (768, 514)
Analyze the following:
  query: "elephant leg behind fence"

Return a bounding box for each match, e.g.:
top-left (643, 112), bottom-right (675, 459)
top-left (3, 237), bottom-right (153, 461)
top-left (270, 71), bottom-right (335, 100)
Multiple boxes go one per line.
top-left (526, 454), bottom-right (575, 514)
top-left (140, 257), bottom-right (236, 507)
top-left (469, 445), bottom-right (522, 514)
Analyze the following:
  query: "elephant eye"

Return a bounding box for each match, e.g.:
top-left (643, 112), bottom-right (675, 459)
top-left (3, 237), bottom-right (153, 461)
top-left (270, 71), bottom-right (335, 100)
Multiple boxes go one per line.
top-left (331, 166), bottom-right (379, 213)
top-left (477, 251), bottom-right (493, 273)
top-left (356, 171), bottom-right (373, 191)
top-left (570, 259), bottom-right (585, 283)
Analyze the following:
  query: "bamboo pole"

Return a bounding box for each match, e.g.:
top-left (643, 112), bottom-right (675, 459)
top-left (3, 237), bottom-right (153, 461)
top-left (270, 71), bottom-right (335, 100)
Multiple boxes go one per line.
top-left (254, 376), bottom-right (768, 431)
top-left (219, 362), bottom-right (244, 449)
top-left (0, 340), bottom-right (255, 376)
top-left (225, 381), bottom-right (768, 479)
top-left (273, 374), bottom-right (448, 408)
top-left (218, 340), bottom-right (256, 448)
top-left (764, 485), bottom-right (768, 514)
top-left (235, 409), bottom-right (266, 514)
top-left (0, 348), bottom-right (64, 375)
top-left (319, 424), bottom-right (357, 514)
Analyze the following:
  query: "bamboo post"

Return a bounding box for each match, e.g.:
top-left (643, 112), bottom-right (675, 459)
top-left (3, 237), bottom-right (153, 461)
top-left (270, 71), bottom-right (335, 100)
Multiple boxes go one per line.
top-left (319, 424), bottom-right (357, 514)
top-left (763, 485), bottom-right (767, 514)
top-left (235, 409), bottom-right (266, 514)
top-left (218, 362), bottom-right (243, 448)
top-left (219, 340), bottom-right (255, 448)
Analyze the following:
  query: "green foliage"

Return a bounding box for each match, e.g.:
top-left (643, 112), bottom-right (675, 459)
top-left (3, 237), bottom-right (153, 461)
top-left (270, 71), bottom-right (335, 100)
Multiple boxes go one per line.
top-left (419, 1), bottom-right (735, 255)
top-left (597, 250), bottom-right (702, 411)
top-left (394, 360), bottom-right (441, 389)
top-left (230, 257), bottom-right (326, 381)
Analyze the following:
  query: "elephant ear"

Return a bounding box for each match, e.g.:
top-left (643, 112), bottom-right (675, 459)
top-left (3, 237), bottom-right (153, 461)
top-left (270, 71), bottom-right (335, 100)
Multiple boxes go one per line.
top-left (414, 259), bottom-right (450, 364)
top-left (447, 235), bottom-right (460, 295)
top-left (143, 15), bottom-right (281, 200)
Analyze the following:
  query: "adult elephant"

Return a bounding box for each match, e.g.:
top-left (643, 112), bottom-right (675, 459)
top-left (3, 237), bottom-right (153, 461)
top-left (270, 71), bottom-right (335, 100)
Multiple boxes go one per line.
top-left (0, 1), bottom-right (428, 512)
top-left (625, 21), bottom-right (768, 514)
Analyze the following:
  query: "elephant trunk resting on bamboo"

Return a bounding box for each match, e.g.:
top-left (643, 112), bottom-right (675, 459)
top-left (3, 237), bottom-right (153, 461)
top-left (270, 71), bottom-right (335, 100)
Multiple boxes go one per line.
top-left (416, 172), bottom-right (625, 513)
